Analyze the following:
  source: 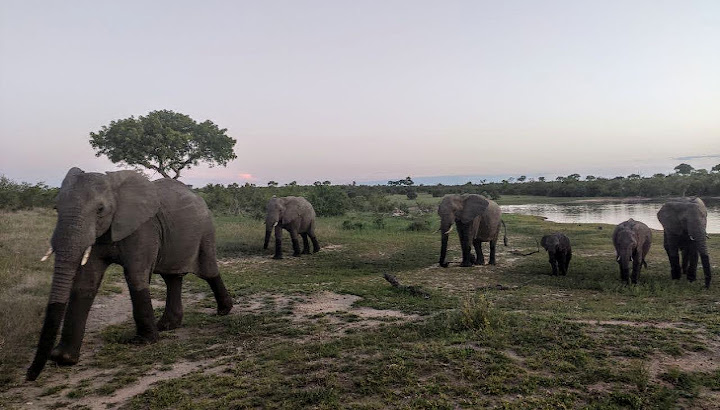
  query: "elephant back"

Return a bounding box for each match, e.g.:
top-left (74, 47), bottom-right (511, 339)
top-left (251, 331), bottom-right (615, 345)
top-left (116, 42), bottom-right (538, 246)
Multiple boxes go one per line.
top-left (153, 178), bottom-right (213, 274)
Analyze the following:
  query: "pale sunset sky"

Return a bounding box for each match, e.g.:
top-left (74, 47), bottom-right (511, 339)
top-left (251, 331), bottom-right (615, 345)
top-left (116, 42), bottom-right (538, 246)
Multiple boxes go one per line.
top-left (1, 0), bottom-right (718, 186)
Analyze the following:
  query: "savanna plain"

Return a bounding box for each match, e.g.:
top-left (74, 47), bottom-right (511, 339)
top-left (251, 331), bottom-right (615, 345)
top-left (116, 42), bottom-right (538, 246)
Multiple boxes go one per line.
top-left (1, 194), bottom-right (719, 409)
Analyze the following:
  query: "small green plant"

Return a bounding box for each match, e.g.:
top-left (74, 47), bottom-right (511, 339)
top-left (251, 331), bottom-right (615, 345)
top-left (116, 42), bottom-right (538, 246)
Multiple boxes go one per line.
top-left (406, 190), bottom-right (418, 200)
top-left (406, 219), bottom-right (430, 231)
top-left (373, 215), bottom-right (386, 229)
top-left (455, 295), bottom-right (502, 333)
top-left (342, 220), bottom-right (364, 230)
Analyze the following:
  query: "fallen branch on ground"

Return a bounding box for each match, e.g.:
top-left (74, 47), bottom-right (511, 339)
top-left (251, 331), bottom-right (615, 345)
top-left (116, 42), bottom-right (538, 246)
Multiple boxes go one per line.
top-left (509, 239), bottom-right (541, 256)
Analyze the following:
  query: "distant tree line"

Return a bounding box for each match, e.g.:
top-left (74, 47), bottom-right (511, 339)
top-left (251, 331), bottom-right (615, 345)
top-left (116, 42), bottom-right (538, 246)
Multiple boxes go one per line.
top-left (2, 164), bottom-right (718, 214)
top-left (0, 176), bottom-right (58, 210)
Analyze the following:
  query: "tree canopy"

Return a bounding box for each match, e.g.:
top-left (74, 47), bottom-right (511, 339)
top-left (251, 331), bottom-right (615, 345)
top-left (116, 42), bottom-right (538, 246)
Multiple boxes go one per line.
top-left (89, 110), bottom-right (237, 179)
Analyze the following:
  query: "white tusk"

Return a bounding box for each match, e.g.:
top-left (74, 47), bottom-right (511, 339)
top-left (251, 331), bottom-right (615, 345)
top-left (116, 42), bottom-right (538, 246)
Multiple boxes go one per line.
top-left (689, 235), bottom-right (695, 241)
top-left (272, 222), bottom-right (278, 228)
top-left (444, 225), bottom-right (454, 235)
top-left (81, 246), bottom-right (92, 266)
top-left (616, 256), bottom-right (620, 262)
top-left (41, 247), bottom-right (54, 262)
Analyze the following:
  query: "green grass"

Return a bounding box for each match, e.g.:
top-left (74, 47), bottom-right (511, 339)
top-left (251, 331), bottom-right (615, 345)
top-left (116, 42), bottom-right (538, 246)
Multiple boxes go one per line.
top-left (1, 203), bottom-right (719, 408)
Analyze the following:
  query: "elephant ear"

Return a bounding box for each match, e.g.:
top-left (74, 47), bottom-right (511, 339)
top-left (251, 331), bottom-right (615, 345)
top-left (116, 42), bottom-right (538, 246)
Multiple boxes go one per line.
top-left (540, 235), bottom-right (549, 250)
top-left (460, 196), bottom-right (489, 224)
top-left (105, 170), bottom-right (160, 242)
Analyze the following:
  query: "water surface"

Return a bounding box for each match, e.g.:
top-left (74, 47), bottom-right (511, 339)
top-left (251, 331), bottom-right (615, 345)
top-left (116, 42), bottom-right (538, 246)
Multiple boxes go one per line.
top-left (501, 198), bottom-right (720, 234)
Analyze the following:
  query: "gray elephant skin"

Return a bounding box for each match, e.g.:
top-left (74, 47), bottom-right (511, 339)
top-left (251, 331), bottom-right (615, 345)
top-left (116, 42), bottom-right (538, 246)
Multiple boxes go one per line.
top-left (613, 219), bottom-right (652, 284)
top-left (438, 194), bottom-right (507, 268)
top-left (541, 233), bottom-right (572, 275)
top-left (264, 196), bottom-right (320, 259)
top-left (657, 198), bottom-right (711, 288)
top-left (27, 168), bottom-right (233, 381)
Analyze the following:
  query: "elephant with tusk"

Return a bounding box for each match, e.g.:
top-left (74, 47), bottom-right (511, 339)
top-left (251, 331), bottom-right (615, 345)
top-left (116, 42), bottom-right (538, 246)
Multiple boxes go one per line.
top-left (26, 168), bottom-right (233, 381)
top-left (657, 197), bottom-right (712, 288)
top-left (612, 219), bottom-right (652, 284)
top-left (437, 194), bottom-right (507, 268)
top-left (264, 196), bottom-right (320, 259)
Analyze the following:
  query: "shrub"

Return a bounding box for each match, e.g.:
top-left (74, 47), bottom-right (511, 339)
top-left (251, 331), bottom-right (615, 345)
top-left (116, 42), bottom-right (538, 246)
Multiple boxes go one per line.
top-left (373, 215), bottom-right (386, 229)
top-left (307, 185), bottom-right (349, 217)
top-left (342, 220), bottom-right (364, 230)
top-left (406, 190), bottom-right (418, 200)
top-left (407, 219), bottom-right (430, 231)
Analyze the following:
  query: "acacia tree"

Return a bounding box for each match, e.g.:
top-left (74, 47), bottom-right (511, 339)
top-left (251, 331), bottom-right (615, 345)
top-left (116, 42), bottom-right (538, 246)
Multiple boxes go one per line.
top-left (90, 110), bottom-right (237, 179)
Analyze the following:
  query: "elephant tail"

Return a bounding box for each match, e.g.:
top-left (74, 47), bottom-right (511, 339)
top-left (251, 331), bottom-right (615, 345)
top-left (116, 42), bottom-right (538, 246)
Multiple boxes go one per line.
top-left (642, 259), bottom-right (648, 269)
top-left (502, 220), bottom-right (508, 246)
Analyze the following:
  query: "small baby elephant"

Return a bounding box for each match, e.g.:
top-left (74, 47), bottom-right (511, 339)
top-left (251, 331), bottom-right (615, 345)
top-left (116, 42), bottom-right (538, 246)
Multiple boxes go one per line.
top-left (613, 218), bottom-right (652, 284)
top-left (541, 233), bottom-right (572, 276)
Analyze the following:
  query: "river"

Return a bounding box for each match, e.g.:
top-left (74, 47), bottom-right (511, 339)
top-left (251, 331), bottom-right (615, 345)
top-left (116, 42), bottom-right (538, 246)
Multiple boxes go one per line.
top-left (500, 198), bottom-right (720, 234)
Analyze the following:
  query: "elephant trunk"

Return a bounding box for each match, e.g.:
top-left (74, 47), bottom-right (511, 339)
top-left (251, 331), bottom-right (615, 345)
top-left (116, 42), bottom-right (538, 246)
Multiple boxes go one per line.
top-left (439, 218), bottom-right (453, 267)
top-left (263, 228), bottom-right (271, 249)
top-left (28, 215), bottom-right (93, 381)
top-left (690, 228), bottom-right (711, 288)
top-left (27, 258), bottom-right (80, 381)
top-left (439, 233), bottom-right (449, 267)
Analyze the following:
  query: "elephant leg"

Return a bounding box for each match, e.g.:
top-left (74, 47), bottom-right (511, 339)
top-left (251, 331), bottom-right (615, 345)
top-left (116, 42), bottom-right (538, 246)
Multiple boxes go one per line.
top-left (473, 238), bottom-right (484, 265)
top-left (310, 234), bottom-right (320, 253)
top-left (157, 274), bottom-right (184, 331)
top-left (489, 240), bottom-right (497, 266)
top-left (564, 250), bottom-right (571, 275)
top-left (273, 225), bottom-right (283, 259)
top-left (681, 246), bottom-right (690, 277)
top-left (687, 245), bottom-right (699, 283)
top-left (125, 269), bottom-right (159, 344)
top-left (51, 257), bottom-right (109, 365)
top-left (301, 233), bottom-right (310, 254)
top-left (458, 222), bottom-right (474, 267)
top-left (631, 252), bottom-right (641, 284)
top-left (309, 223), bottom-right (320, 253)
top-left (548, 255), bottom-right (558, 276)
top-left (664, 234), bottom-right (681, 280)
top-left (700, 254), bottom-right (711, 289)
top-left (289, 229), bottom-right (301, 257)
top-left (197, 237), bottom-right (233, 315)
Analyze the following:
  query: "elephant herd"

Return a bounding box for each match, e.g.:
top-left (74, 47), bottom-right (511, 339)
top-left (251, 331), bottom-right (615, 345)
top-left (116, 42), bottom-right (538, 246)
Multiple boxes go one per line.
top-left (539, 198), bottom-right (712, 290)
top-left (25, 169), bottom-right (712, 381)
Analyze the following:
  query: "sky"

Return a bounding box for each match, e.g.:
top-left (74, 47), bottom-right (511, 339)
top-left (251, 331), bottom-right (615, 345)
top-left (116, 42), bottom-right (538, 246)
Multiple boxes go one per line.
top-left (1, 0), bottom-right (719, 187)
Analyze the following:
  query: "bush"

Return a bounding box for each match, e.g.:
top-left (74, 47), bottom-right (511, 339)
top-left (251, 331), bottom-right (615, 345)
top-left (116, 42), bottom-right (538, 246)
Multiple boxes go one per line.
top-left (406, 190), bottom-right (418, 200)
top-left (454, 295), bottom-right (502, 333)
top-left (373, 215), bottom-right (386, 229)
top-left (306, 185), bottom-right (349, 217)
top-left (0, 176), bottom-right (57, 210)
top-left (407, 219), bottom-right (430, 231)
top-left (342, 220), bottom-right (365, 230)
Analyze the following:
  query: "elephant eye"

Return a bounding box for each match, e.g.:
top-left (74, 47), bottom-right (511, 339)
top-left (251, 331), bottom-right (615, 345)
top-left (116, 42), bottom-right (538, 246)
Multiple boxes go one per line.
top-left (97, 205), bottom-right (105, 214)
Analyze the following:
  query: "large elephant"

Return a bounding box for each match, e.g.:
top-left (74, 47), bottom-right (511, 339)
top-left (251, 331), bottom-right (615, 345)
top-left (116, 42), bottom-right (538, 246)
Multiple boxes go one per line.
top-left (612, 219), bottom-right (652, 284)
top-left (540, 233), bottom-right (572, 276)
top-left (27, 168), bottom-right (233, 381)
top-left (657, 198), bottom-right (711, 288)
top-left (438, 194), bottom-right (506, 268)
top-left (263, 196), bottom-right (320, 259)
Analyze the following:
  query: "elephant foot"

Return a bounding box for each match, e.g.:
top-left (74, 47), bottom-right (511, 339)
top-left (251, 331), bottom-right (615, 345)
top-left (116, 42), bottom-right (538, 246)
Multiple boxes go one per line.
top-left (217, 299), bottom-right (233, 316)
top-left (50, 345), bottom-right (79, 366)
top-left (459, 261), bottom-right (473, 268)
top-left (292, 253), bottom-right (301, 257)
top-left (157, 316), bottom-right (182, 332)
top-left (273, 255), bottom-right (283, 260)
top-left (129, 332), bottom-right (159, 345)
top-left (302, 250), bottom-right (310, 255)
top-left (439, 262), bottom-right (449, 268)
top-left (489, 259), bottom-right (496, 266)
